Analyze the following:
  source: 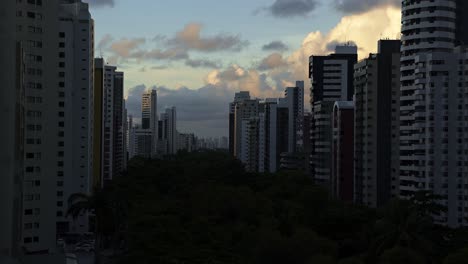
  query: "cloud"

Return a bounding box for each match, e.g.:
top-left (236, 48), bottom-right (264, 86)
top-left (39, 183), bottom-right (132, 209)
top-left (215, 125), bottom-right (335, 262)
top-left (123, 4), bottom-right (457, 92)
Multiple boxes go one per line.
top-left (83, 0), bottom-right (115, 8)
top-left (167, 23), bottom-right (249, 52)
top-left (286, 5), bottom-right (401, 84)
top-left (260, 0), bottom-right (319, 18)
top-left (125, 62), bottom-right (285, 137)
top-left (97, 34), bottom-right (114, 51)
top-left (185, 59), bottom-right (221, 69)
top-left (257, 53), bottom-right (288, 71)
top-left (333, 0), bottom-right (400, 14)
top-left (105, 38), bottom-right (188, 63)
top-left (262, 41), bottom-right (289, 52)
top-left (110, 38), bottom-right (146, 58)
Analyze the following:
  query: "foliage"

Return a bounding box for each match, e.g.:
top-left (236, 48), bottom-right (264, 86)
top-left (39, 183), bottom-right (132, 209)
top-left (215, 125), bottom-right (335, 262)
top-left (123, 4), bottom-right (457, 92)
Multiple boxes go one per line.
top-left (89, 151), bottom-right (468, 264)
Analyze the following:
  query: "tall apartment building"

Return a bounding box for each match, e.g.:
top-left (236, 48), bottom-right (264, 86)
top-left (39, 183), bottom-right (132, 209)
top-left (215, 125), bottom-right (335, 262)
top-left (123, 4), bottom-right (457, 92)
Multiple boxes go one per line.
top-left (58, 0), bottom-right (94, 237)
top-left (284, 81), bottom-right (305, 153)
top-left (0, 0), bottom-right (23, 257)
top-left (157, 107), bottom-right (177, 155)
top-left (400, 0), bottom-right (468, 227)
top-left (141, 91), bottom-right (151, 129)
top-left (234, 99), bottom-right (259, 157)
top-left (166, 107), bottom-right (177, 155)
top-left (309, 45), bottom-right (358, 186)
top-left (94, 58), bottom-right (125, 188)
top-left (129, 127), bottom-right (152, 159)
top-left (240, 117), bottom-right (260, 172)
top-left (229, 91), bottom-right (251, 155)
top-left (0, 0), bottom-right (95, 255)
top-left (331, 101), bottom-right (354, 202)
top-left (354, 40), bottom-right (400, 208)
top-left (141, 89), bottom-right (158, 156)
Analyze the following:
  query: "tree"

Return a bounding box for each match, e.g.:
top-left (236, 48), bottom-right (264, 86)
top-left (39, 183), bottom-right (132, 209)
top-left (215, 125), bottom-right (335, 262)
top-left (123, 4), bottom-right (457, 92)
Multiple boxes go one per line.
top-left (67, 188), bottom-right (118, 263)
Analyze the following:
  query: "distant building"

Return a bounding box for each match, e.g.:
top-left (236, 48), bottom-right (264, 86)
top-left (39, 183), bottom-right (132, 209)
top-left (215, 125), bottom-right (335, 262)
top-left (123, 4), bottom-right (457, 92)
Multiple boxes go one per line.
top-left (234, 99), bottom-right (259, 157)
top-left (331, 101), bottom-right (354, 202)
top-left (229, 91), bottom-right (251, 155)
top-left (309, 45), bottom-right (358, 187)
top-left (240, 118), bottom-right (260, 172)
top-left (284, 81), bottom-right (304, 152)
top-left (354, 40), bottom-right (400, 208)
top-left (130, 128), bottom-right (152, 159)
top-left (141, 90), bottom-right (158, 156)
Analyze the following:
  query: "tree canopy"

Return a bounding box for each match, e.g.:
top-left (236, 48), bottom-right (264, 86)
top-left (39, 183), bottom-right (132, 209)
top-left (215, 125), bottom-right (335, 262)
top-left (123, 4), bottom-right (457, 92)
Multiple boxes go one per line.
top-left (99, 151), bottom-right (468, 264)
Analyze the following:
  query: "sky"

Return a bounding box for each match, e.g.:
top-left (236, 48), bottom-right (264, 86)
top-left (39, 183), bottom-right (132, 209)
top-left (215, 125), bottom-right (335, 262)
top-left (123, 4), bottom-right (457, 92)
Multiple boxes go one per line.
top-left (83, 0), bottom-right (402, 138)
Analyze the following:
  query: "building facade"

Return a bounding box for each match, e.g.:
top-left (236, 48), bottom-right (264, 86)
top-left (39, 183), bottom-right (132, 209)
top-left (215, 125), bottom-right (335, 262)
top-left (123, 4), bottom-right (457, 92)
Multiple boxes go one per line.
top-left (309, 45), bottom-right (358, 186)
top-left (331, 101), bottom-right (354, 202)
top-left (354, 40), bottom-right (401, 207)
top-left (229, 91), bottom-right (251, 156)
top-left (400, 0), bottom-right (468, 227)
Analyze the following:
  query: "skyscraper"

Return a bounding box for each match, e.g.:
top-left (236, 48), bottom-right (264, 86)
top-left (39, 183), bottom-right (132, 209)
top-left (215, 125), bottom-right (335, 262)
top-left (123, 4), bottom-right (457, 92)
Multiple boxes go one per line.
top-left (234, 99), bottom-right (259, 158)
top-left (284, 81), bottom-right (304, 153)
top-left (141, 91), bottom-right (151, 129)
top-left (0, 0), bottom-right (96, 255)
top-left (229, 91), bottom-right (251, 156)
top-left (354, 40), bottom-right (400, 208)
top-left (166, 107), bottom-right (177, 154)
top-left (141, 89), bottom-right (158, 156)
top-left (309, 45), bottom-right (358, 186)
top-left (331, 101), bottom-right (354, 202)
top-left (94, 59), bottom-right (125, 188)
top-left (399, 0), bottom-right (468, 227)
top-left (57, 0), bottom-right (95, 237)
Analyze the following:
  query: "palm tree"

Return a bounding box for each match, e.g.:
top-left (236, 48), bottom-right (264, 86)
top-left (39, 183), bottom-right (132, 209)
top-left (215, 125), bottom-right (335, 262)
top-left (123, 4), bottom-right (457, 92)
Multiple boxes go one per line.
top-left (367, 199), bottom-right (434, 263)
top-left (67, 189), bottom-right (115, 264)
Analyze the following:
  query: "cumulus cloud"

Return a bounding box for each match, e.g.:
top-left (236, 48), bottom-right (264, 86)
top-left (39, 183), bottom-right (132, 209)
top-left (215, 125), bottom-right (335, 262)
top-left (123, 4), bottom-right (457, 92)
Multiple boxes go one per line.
top-left (122, 6), bottom-right (402, 137)
top-left (333, 0), bottom-right (400, 14)
top-left (262, 41), bottom-right (289, 52)
top-left (104, 37), bottom-right (188, 63)
top-left (286, 6), bottom-right (401, 83)
top-left (97, 34), bottom-right (114, 51)
top-left (259, 0), bottom-right (319, 18)
top-left (257, 53), bottom-right (288, 71)
top-left (185, 59), bottom-right (221, 69)
top-left (83, 0), bottom-right (115, 8)
top-left (125, 63), bottom-right (286, 137)
top-left (110, 38), bottom-right (146, 57)
top-left (167, 23), bottom-right (249, 52)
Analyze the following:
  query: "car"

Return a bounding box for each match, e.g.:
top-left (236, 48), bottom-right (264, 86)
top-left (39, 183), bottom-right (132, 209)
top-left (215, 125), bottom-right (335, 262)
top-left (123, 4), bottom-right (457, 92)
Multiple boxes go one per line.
top-left (65, 253), bottom-right (78, 264)
top-left (57, 238), bottom-right (66, 248)
top-left (75, 244), bottom-right (94, 252)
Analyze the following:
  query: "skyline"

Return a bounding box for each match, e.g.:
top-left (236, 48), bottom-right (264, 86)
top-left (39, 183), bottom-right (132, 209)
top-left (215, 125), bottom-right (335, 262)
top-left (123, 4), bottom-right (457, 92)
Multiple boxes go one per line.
top-left (85, 0), bottom-right (401, 137)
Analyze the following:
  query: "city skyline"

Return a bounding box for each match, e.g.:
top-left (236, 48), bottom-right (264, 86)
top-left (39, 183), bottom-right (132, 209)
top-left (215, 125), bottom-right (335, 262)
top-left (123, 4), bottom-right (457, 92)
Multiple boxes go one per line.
top-left (85, 0), bottom-right (401, 137)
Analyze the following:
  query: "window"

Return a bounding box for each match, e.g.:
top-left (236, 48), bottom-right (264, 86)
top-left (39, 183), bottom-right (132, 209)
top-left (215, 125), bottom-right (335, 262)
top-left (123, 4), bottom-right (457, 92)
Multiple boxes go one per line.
top-left (59, 32), bottom-right (65, 38)
top-left (57, 191), bottom-right (63, 197)
top-left (24, 237), bottom-right (32, 244)
top-left (24, 209), bottom-right (33, 215)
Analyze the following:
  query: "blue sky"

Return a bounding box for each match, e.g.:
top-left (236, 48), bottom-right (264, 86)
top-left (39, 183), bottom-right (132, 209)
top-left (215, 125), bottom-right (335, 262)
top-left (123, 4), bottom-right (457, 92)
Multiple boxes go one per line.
top-left (84, 0), bottom-right (401, 137)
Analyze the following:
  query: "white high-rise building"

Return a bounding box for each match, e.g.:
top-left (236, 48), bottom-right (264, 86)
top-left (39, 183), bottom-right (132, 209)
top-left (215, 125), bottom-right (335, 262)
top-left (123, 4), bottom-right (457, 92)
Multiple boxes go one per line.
top-left (309, 45), bottom-right (358, 185)
top-left (140, 89), bottom-right (158, 156)
top-left (166, 107), bottom-right (177, 155)
top-left (0, 0), bottom-right (95, 255)
top-left (0, 0), bottom-right (21, 257)
top-left (58, 0), bottom-right (94, 236)
top-left (284, 81), bottom-right (304, 153)
top-left (400, 0), bottom-right (468, 227)
top-left (93, 59), bottom-right (125, 188)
